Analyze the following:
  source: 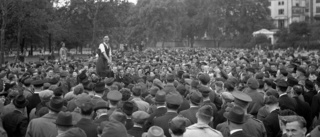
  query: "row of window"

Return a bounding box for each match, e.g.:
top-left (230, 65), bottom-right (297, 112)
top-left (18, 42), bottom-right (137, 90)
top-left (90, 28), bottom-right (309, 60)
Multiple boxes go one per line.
top-left (277, 7), bottom-right (320, 15)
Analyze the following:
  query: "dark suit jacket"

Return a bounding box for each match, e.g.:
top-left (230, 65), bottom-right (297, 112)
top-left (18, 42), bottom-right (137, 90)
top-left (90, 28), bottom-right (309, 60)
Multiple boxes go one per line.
top-left (177, 98), bottom-right (190, 113)
top-left (213, 106), bottom-right (227, 128)
top-left (146, 107), bottom-right (167, 131)
top-left (311, 93), bottom-right (320, 120)
top-left (230, 130), bottom-right (253, 137)
top-left (76, 118), bottom-right (98, 137)
top-left (179, 107), bottom-right (199, 124)
top-left (2, 110), bottom-right (29, 137)
top-left (303, 89), bottom-right (317, 106)
top-left (153, 112), bottom-right (178, 137)
top-left (125, 118), bottom-right (134, 130)
top-left (293, 97), bottom-right (312, 129)
top-left (279, 94), bottom-right (297, 111)
top-left (263, 109), bottom-right (280, 137)
top-left (26, 93), bottom-right (41, 117)
top-left (127, 126), bottom-right (144, 137)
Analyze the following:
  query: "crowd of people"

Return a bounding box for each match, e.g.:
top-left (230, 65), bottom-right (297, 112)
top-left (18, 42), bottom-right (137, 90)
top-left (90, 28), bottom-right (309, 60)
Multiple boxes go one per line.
top-left (0, 47), bottom-right (320, 137)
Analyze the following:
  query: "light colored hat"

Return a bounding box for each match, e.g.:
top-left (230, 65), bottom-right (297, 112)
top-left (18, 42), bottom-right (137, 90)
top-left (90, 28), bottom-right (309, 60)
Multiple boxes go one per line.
top-left (142, 126), bottom-right (166, 137)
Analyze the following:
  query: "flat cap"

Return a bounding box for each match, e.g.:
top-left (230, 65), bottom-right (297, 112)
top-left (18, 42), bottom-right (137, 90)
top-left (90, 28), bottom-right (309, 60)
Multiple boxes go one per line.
top-left (107, 90), bottom-right (122, 101)
top-left (39, 90), bottom-right (53, 101)
top-left (166, 92), bottom-right (183, 105)
top-left (190, 91), bottom-right (203, 105)
top-left (232, 91), bottom-right (252, 108)
top-left (198, 86), bottom-right (211, 96)
top-left (275, 79), bottom-right (288, 88)
top-left (94, 100), bottom-right (109, 111)
top-left (221, 91), bottom-right (234, 102)
top-left (32, 80), bottom-right (44, 87)
top-left (132, 111), bottom-right (150, 123)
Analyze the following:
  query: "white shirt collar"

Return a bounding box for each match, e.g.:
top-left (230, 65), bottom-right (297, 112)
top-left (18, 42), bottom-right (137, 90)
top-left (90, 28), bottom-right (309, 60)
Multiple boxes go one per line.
top-left (279, 93), bottom-right (287, 97)
top-left (230, 129), bottom-right (243, 135)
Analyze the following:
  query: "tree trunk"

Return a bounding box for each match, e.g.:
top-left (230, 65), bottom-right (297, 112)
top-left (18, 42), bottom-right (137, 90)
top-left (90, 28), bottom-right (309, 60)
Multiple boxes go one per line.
top-left (0, 28), bottom-right (4, 64)
top-left (18, 23), bottom-right (22, 54)
top-left (48, 33), bottom-right (52, 53)
top-left (190, 37), bottom-right (194, 48)
top-left (30, 40), bottom-right (33, 56)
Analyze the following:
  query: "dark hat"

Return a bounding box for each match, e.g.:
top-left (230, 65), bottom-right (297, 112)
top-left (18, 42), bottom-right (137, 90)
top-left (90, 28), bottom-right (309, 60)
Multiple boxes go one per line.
top-left (101, 120), bottom-right (128, 137)
top-left (176, 84), bottom-right (187, 96)
top-left (166, 73), bottom-right (175, 82)
top-left (199, 73), bottom-right (210, 84)
top-left (255, 72), bottom-right (264, 80)
top-left (155, 90), bottom-right (166, 103)
top-left (232, 91), bottom-right (252, 108)
top-left (122, 101), bottom-right (134, 116)
top-left (107, 90), bottom-right (122, 101)
top-left (132, 111), bottom-right (150, 123)
top-left (94, 101), bottom-right (109, 111)
top-left (264, 78), bottom-right (274, 86)
top-left (13, 95), bottom-right (29, 108)
top-left (149, 86), bottom-right (160, 96)
top-left (49, 77), bottom-right (59, 85)
top-left (224, 105), bottom-right (248, 124)
top-left (191, 80), bottom-right (200, 89)
top-left (94, 82), bottom-right (105, 93)
top-left (287, 76), bottom-right (298, 87)
top-left (24, 78), bottom-right (33, 85)
top-left (64, 128), bottom-right (87, 137)
top-left (166, 92), bottom-right (183, 105)
top-left (32, 80), bottom-right (44, 87)
top-left (266, 88), bottom-right (279, 98)
top-left (53, 87), bottom-right (64, 96)
top-left (198, 105), bottom-right (213, 117)
top-left (247, 78), bottom-right (259, 89)
top-left (264, 96), bottom-right (279, 105)
top-left (198, 86), bottom-right (211, 96)
top-left (190, 91), bottom-right (202, 105)
top-left (43, 83), bottom-right (51, 89)
top-left (142, 126), bottom-right (165, 137)
top-left (305, 80), bottom-right (315, 90)
top-left (54, 111), bottom-right (74, 127)
top-left (46, 96), bottom-right (64, 112)
top-left (60, 71), bottom-right (69, 77)
top-left (275, 79), bottom-right (288, 88)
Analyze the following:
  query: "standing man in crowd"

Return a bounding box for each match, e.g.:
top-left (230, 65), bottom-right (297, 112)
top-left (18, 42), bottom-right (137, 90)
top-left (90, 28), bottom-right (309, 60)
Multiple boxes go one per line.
top-left (59, 42), bottom-right (68, 62)
top-left (96, 35), bottom-right (112, 78)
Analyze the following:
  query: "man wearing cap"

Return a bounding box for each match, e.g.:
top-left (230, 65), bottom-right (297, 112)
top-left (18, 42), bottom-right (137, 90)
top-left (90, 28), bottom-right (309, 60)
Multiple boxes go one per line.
top-left (142, 126), bottom-right (166, 137)
top-left (153, 92), bottom-right (183, 137)
top-left (26, 97), bottom-right (65, 137)
top-left (128, 111), bottom-right (150, 137)
top-left (180, 91), bottom-right (202, 124)
top-left (106, 90), bottom-right (122, 117)
top-left (244, 77), bottom-right (264, 117)
top-left (121, 101), bottom-right (134, 130)
top-left (225, 106), bottom-right (251, 137)
top-left (2, 95), bottom-right (29, 137)
top-left (262, 96), bottom-right (281, 137)
top-left (200, 73), bottom-right (223, 110)
top-left (131, 85), bottom-right (149, 112)
top-left (163, 73), bottom-right (177, 94)
top-left (94, 101), bottom-right (110, 125)
top-left (217, 91), bottom-right (267, 137)
top-left (276, 79), bottom-right (297, 111)
top-left (76, 102), bottom-right (98, 137)
top-left (184, 105), bottom-right (223, 137)
top-left (55, 112), bottom-right (74, 137)
top-left (26, 80), bottom-right (43, 116)
top-left (91, 82), bottom-right (107, 106)
top-left (146, 90), bottom-right (167, 127)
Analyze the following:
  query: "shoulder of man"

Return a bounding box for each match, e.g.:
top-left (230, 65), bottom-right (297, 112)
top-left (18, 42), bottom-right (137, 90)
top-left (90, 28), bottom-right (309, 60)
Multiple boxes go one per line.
top-left (187, 124), bottom-right (223, 135)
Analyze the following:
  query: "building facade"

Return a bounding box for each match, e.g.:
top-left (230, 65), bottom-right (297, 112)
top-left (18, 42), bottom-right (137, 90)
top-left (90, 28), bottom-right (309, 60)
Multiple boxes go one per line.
top-left (269, 0), bottom-right (307, 28)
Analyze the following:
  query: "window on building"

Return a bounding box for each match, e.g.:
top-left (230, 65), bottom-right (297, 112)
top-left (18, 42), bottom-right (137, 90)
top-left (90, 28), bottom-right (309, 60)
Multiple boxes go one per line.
top-left (317, 0), bottom-right (320, 3)
top-left (282, 1), bottom-right (284, 5)
top-left (278, 1), bottom-right (284, 5)
top-left (278, 20), bottom-right (285, 28)
top-left (279, 9), bottom-right (284, 15)
top-left (317, 7), bottom-right (320, 13)
top-left (296, 3), bottom-right (299, 7)
top-left (305, 8), bottom-right (309, 12)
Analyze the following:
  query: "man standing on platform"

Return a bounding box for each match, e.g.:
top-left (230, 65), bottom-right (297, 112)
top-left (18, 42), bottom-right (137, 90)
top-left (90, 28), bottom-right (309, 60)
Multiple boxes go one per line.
top-left (97, 35), bottom-right (112, 78)
top-left (59, 42), bottom-right (68, 62)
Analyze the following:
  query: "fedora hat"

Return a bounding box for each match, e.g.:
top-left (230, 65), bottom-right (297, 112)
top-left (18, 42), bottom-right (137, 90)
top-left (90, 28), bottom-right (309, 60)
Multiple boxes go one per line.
top-left (142, 126), bottom-right (166, 137)
top-left (54, 111), bottom-right (74, 127)
top-left (46, 96), bottom-right (64, 112)
top-left (13, 95), bottom-right (29, 108)
top-left (94, 82), bottom-right (105, 93)
top-left (224, 105), bottom-right (249, 124)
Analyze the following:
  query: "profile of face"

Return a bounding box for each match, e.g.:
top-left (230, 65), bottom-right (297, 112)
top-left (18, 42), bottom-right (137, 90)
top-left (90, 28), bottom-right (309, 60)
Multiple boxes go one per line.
top-left (103, 36), bottom-right (109, 43)
top-left (285, 121), bottom-right (306, 137)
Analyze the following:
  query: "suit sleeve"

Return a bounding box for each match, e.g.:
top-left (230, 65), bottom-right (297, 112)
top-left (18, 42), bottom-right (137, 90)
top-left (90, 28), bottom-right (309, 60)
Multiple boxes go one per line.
top-left (263, 118), bottom-right (273, 137)
top-left (19, 117), bottom-right (29, 136)
top-left (311, 96), bottom-right (319, 120)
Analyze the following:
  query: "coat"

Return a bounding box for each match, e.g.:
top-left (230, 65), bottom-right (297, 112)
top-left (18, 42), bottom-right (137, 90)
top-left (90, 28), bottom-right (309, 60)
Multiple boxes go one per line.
top-left (293, 96), bottom-right (312, 129)
top-left (127, 126), bottom-right (144, 137)
top-left (25, 113), bottom-right (58, 137)
top-left (217, 115), bottom-right (267, 137)
top-left (177, 98), bottom-right (190, 113)
top-left (311, 93), bottom-right (320, 120)
top-left (2, 110), bottom-right (29, 137)
top-left (76, 118), bottom-right (98, 137)
top-left (26, 93), bottom-right (41, 116)
top-left (94, 114), bottom-right (109, 125)
top-left (279, 94), bottom-right (297, 111)
top-left (153, 112), bottom-right (178, 137)
top-left (245, 88), bottom-right (264, 116)
top-left (179, 106), bottom-right (199, 124)
top-left (183, 123), bottom-right (223, 137)
top-left (125, 118), bottom-right (134, 130)
top-left (263, 109), bottom-right (280, 137)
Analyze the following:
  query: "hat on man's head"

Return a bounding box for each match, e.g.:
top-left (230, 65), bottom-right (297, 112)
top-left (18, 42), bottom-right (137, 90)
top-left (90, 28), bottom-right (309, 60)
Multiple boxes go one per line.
top-left (155, 90), bottom-right (166, 103)
top-left (149, 86), bottom-right (160, 96)
top-left (198, 85), bottom-right (211, 97)
top-left (224, 105), bottom-right (248, 124)
top-left (132, 111), bottom-right (150, 123)
top-left (32, 80), bottom-right (44, 87)
top-left (166, 92), bottom-right (183, 105)
top-left (153, 79), bottom-right (164, 89)
top-left (43, 83), bottom-right (51, 89)
top-left (101, 120), bottom-right (128, 137)
top-left (221, 91), bottom-right (234, 102)
top-left (287, 76), bottom-right (298, 87)
top-left (107, 90), bottom-right (122, 101)
top-left (190, 91), bottom-right (202, 105)
top-left (75, 93), bottom-right (91, 107)
top-left (255, 72), bottom-right (265, 80)
top-left (166, 73), bottom-right (175, 82)
top-left (176, 84), bottom-right (187, 96)
top-left (305, 80), bottom-right (315, 90)
top-left (199, 73), bottom-right (210, 84)
top-left (104, 77), bottom-right (114, 86)
top-left (54, 111), bottom-right (74, 127)
top-left (94, 82), bottom-right (105, 93)
top-left (198, 105), bottom-right (213, 118)
top-left (60, 71), bottom-right (69, 78)
top-left (46, 96), bottom-right (64, 112)
top-left (94, 101), bottom-right (109, 111)
top-left (232, 91), bottom-right (252, 108)
top-left (49, 77), bottom-right (59, 85)
top-left (53, 87), bottom-right (64, 97)
top-left (142, 126), bottom-right (165, 137)
top-left (264, 95), bottom-right (279, 105)
top-left (13, 95), bottom-right (29, 108)
top-left (39, 90), bottom-right (53, 101)
top-left (247, 78), bottom-right (259, 89)
top-left (275, 79), bottom-right (288, 88)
